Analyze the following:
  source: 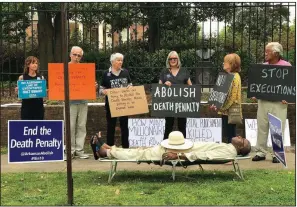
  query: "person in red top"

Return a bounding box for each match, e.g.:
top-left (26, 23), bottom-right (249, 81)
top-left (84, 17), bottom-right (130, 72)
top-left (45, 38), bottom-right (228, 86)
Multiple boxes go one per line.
top-left (252, 42), bottom-right (291, 163)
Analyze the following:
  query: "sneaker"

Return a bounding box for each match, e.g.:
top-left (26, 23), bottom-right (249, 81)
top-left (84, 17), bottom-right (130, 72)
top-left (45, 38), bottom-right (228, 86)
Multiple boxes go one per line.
top-left (252, 155), bottom-right (266, 161)
top-left (272, 157), bottom-right (280, 163)
top-left (75, 152), bottom-right (89, 159)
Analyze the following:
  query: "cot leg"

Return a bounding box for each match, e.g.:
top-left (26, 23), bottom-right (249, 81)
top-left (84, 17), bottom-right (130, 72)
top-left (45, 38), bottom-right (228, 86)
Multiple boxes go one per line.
top-left (232, 160), bottom-right (244, 180)
top-left (108, 161), bottom-right (118, 184)
top-left (198, 164), bottom-right (204, 171)
top-left (171, 161), bottom-right (178, 181)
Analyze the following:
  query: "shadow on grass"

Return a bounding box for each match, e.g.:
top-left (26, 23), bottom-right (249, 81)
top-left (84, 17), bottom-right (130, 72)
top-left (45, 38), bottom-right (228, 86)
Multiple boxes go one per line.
top-left (94, 170), bottom-right (238, 184)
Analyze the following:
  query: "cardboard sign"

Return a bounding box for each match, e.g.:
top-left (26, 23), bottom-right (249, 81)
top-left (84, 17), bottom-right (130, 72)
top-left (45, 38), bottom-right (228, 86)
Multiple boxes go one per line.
top-left (208, 72), bottom-right (234, 109)
top-left (108, 85), bottom-right (149, 118)
top-left (8, 120), bottom-right (64, 163)
top-left (245, 119), bottom-right (291, 147)
top-left (151, 84), bottom-right (201, 118)
top-left (128, 119), bottom-right (165, 147)
top-left (247, 64), bottom-right (296, 102)
top-left (48, 63), bottom-right (96, 100)
top-left (186, 118), bottom-right (222, 143)
top-left (17, 79), bottom-right (47, 99)
top-left (268, 113), bottom-right (287, 167)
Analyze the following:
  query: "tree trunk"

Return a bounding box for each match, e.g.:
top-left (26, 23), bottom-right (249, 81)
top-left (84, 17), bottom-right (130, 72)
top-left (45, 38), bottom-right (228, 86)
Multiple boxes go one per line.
top-left (37, 11), bottom-right (54, 73)
top-left (54, 12), bottom-right (62, 62)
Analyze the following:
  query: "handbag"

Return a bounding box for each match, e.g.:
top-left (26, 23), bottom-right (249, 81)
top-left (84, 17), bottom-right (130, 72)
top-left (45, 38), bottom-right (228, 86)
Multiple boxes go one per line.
top-left (228, 103), bottom-right (242, 124)
top-left (228, 81), bottom-right (242, 125)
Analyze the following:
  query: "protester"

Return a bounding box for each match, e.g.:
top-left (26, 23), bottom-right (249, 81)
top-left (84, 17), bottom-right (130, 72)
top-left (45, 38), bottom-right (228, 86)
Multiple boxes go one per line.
top-left (67, 46), bottom-right (92, 159)
top-left (100, 53), bottom-right (132, 148)
top-left (210, 53), bottom-right (242, 143)
top-left (15, 56), bottom-right (45, 120)
top-left (91, 131), bottom-right (251, 161)
top-left (252, 42), bottom-right (291, 163)
top-left (159, 51), bottom-right (192, 140)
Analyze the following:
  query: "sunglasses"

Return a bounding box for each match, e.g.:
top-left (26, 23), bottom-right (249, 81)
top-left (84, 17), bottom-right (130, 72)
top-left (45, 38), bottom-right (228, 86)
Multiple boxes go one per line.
top-left (169, 58), bottom-right (178, 61)
top-left (72, 53), bottom-right (82, 58)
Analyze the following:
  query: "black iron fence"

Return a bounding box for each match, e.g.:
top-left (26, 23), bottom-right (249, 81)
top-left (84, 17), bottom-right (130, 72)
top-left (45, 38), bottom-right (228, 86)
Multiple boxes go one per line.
top-left (1, 2), bottom-right (296, 96)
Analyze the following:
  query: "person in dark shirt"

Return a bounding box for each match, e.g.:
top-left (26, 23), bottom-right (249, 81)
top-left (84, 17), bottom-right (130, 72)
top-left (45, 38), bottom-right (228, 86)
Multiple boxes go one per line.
top-left (15, 56), bottom-right (45, 120)
top-left (159, 51), bottom-right (192, 140)
top-left (100, 53), bottom-right (132, 148)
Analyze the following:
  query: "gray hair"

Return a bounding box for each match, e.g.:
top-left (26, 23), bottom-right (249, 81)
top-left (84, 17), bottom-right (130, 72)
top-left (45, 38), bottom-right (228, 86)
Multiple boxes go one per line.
top-left (70, 46), bottom-right (84, 55)
top-left (166, 51), bottom-right (181, 69)
top-left (266, 42), bottom-right (283, 57)
top-left (110, 53), bottom-right (124, 64)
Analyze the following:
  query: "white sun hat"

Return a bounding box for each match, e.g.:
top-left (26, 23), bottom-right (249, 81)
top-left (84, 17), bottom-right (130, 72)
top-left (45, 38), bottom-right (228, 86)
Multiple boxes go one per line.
top-left (160, 131), bottom-right (193, 150)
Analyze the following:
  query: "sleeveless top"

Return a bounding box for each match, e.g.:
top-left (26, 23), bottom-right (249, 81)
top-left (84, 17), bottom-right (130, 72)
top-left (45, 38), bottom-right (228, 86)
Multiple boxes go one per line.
top-left (21, 73), bottom-right (44, 109)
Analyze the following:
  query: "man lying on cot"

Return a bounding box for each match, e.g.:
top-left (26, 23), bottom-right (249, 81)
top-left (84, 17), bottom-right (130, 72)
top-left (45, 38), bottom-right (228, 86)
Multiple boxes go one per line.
top-left (90, 131), bottom-right (251, 161)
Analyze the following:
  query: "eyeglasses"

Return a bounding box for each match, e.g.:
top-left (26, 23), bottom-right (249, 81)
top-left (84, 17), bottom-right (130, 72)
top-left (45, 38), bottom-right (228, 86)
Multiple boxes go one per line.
top-left (169, 58), bottom-right (178, 61)
top-left (72, 53), bottom-right (82, 58)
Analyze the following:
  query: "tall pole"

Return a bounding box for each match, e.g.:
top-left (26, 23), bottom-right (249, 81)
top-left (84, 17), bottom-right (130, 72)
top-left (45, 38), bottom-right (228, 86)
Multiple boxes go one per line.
top-left (61, 3), bottom-right (73, 205)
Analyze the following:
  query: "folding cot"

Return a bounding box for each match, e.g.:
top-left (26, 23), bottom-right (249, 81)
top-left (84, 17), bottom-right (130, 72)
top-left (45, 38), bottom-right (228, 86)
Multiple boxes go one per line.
top-left (98, 156), bottom-right (250, 183)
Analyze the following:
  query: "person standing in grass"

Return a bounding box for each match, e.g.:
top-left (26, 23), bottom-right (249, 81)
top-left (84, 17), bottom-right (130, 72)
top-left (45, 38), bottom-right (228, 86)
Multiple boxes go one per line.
top-left (251, 42), bottom-right (291, 164)
top-left (159, 51), bottom-right (192, 140)
top-left (15, 56), bottom-right (45, 120)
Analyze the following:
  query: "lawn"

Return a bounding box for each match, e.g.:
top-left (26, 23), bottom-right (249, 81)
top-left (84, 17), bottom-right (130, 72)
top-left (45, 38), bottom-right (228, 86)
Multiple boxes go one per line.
top-left (1, 170), bottom-right (295, 206)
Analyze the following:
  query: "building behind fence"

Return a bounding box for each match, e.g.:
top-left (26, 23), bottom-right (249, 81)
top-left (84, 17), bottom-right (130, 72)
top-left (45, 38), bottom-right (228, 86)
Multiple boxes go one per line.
top-left (1, 2), bottom-right (296, 96)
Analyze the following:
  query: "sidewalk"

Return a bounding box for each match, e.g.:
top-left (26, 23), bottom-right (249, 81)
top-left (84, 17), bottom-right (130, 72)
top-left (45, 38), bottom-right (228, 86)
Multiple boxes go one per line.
top-left (1, 152), bottom-right (295, 173)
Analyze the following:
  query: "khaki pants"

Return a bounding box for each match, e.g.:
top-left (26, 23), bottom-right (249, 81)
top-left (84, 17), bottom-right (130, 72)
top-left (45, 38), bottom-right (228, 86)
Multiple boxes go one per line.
top-left (255, 100), bottom-right (287, 157)
top-left (65, 103), bottom-right (88, 154)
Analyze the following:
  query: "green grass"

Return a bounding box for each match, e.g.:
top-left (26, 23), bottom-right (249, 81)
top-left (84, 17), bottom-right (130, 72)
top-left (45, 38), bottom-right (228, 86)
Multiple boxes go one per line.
top-left (1, 170), bottom-right (295, 206)
top-left (1, 147), bottom-right (8, 155)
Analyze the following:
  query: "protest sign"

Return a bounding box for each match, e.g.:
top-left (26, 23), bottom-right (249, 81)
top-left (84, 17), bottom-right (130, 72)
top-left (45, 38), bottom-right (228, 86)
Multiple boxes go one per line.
top-left (8, 120), bottom-right (64, 163)
top-left (151, 84), bottom-right (201, 118)
top-left (128, 119), bottom-right (165, 147)
top-left (247, 64), bottom-right (296, 102)
top-left (186, 118), bottom-right (222, 143)
top-left (245, 119), bottom-right (290, 147)
top-left (268, 113), bottom-right (287, 167)
top-left (17, 79), bottom-right (47, 99)
top-left (48, 63), bottom-right (96, 100)
top-left (108, 85), bottom-right (149, 117)
top-left (208, 72), bottom-right (234, 108)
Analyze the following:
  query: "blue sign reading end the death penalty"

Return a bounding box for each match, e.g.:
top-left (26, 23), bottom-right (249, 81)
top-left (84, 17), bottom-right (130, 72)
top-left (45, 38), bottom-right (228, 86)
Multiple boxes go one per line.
top-left (268, 113), bottom-right (287, 168)
top-left (17, 79), bottom-right (47, 99)
top-left (8, 120), bottom-right (64, 163)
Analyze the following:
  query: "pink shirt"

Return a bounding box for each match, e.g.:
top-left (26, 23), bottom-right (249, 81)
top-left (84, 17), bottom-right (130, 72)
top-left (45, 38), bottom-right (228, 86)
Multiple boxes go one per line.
top-left (264, 59), bottom-right (292, 66)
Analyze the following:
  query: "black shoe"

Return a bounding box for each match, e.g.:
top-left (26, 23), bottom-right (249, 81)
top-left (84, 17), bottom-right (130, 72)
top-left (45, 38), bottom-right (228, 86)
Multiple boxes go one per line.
top-left (272, 157), bottom-right (280, 163)
top-left (252, 155), bottom-right (266, 161)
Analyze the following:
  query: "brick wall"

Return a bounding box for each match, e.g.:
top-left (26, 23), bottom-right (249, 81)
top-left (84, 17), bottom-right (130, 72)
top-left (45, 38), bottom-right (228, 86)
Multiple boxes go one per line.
top-left (1, 103), bottom-right (295, 146)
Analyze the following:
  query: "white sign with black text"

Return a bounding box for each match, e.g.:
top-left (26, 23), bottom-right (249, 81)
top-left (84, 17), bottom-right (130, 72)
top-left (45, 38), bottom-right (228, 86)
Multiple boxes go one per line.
top-left (128, 119), bottom-right (165, 147)
top-left (186, 118), bottom-right (222, 143)
top-left (245, 119), bottom-right (291, 147)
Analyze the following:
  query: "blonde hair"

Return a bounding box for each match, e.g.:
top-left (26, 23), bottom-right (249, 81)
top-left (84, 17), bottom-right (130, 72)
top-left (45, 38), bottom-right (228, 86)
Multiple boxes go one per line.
top-left (166, 51), bottom-right (181, 69)
top-left (23, 56), bottom-right (39, 74)
top-left (266, 42), bottom-right (283, 57)
top-left (224, 53), bottom-right (241, 72)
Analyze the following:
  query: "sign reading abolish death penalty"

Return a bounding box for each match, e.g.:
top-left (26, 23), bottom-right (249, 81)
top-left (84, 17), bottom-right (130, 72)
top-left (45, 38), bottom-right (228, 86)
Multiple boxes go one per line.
top-left (208, 72), bottom-right (234, 109)
top-left (247, 64), bottom-right (296, 102)
top-left (151, 84), bottom-right (201, 118)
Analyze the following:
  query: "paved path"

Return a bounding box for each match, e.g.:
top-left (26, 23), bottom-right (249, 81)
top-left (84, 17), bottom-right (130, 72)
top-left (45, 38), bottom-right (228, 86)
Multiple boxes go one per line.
top-left (2, 152), bottom-right (295, 173)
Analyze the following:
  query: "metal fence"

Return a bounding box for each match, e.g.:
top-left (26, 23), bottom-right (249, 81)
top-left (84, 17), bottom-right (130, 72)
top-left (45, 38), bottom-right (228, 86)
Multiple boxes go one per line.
top-left (1, 2), bottom-right (296, 96)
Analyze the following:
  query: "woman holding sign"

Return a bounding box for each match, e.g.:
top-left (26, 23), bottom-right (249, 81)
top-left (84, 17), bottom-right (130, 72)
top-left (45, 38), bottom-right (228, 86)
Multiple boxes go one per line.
top-left (211, 53), bottom-right (242, 143)
top-left (159, 51), bottom-right (192, 140)
top-left (252, 42), bottom-right (291, 163)
top-left (15, 56), bottom-right (45, 120)
top-left (100, 53), bottom-right (132, 148)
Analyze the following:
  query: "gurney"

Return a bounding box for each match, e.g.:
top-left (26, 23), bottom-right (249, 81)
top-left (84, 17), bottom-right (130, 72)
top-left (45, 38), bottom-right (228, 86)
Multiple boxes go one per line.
top-left (98, 156), bottom-right (250, 183)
